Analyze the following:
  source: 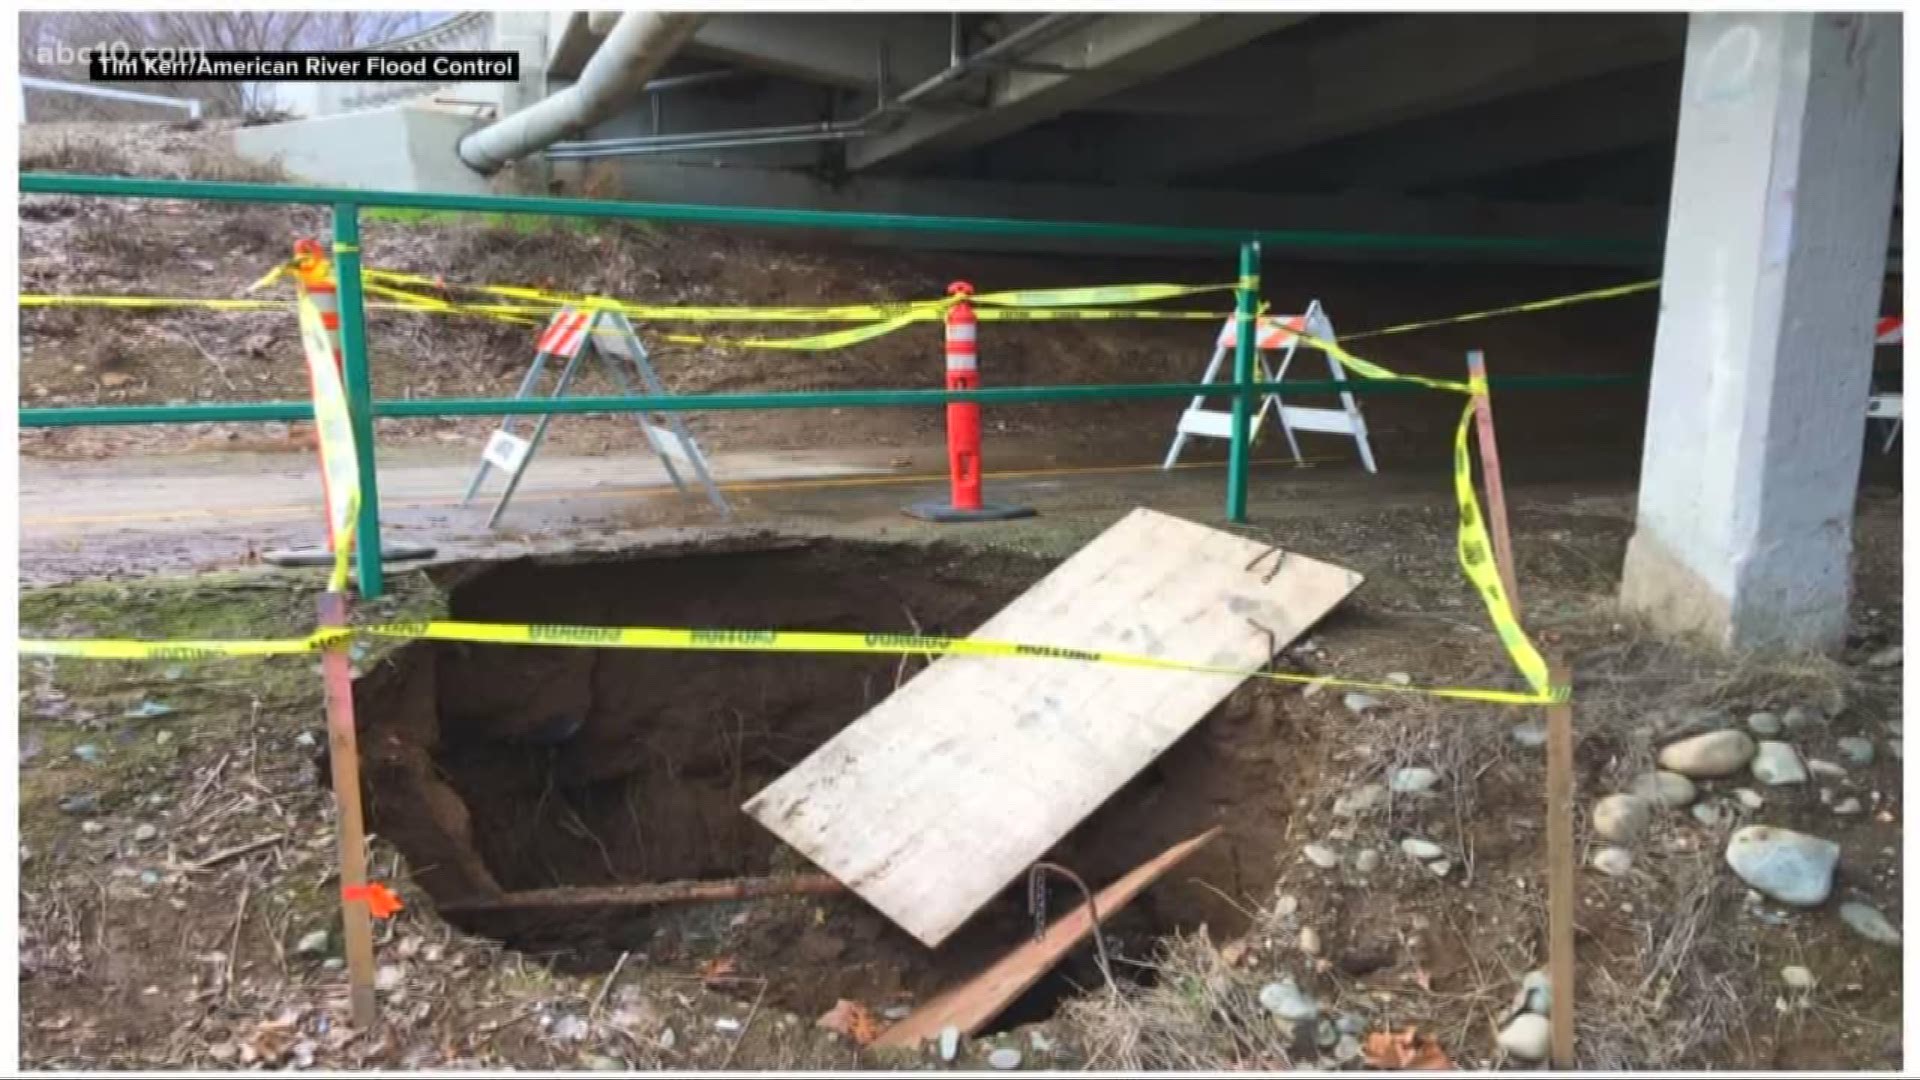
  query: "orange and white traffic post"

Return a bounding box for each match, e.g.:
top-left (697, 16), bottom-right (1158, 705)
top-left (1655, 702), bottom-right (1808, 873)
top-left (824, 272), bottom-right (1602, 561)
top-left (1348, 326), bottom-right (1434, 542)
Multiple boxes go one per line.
top-left (905, 281), bottom-right (1034, 522)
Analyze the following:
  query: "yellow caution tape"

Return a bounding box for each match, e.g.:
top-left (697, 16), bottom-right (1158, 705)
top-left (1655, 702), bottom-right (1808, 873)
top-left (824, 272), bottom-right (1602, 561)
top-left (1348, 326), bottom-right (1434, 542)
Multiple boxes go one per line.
top-left (22, 294), bottom-right (289, 311)
top-left (22, 256), bottom-right (1570, 698)
top-left (293, 290), bottom-right (362, 594)
top-left (970, 282), bottom-right (1235, 308)
top-left (362, 269), bottom-right (1234, 319)
top-left (20, 633), bottom-right (341, 660)
top-left (1340, 279), bottom-right (1661, 342)
top-left (19, 619), bottom-right (1556, 704)
top-left (1452, 391), bottom-right (1553, 699)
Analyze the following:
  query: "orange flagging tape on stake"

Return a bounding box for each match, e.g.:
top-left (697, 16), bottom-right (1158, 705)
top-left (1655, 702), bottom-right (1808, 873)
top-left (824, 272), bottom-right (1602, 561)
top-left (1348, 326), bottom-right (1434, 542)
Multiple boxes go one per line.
top-left (342, 882), bottom-right (404, 919)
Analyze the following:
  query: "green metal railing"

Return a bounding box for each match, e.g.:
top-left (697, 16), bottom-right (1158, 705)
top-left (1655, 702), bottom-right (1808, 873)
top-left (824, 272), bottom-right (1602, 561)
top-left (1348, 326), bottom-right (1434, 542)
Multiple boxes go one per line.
top-left (19, 172), bottom-right (1648, 598)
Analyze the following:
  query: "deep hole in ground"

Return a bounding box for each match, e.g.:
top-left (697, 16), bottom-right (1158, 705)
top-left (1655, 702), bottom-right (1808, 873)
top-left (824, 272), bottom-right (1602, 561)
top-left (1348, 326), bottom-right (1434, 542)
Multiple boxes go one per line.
top-left (355, 536), bottom-right (1309, 1028)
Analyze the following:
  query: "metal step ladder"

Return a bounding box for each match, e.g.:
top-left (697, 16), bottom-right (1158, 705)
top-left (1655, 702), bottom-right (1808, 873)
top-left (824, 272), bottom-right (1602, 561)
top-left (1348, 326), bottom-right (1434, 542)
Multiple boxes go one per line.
top-left (464, 306), bottom-right (730, 525)
top-left (1163, 300), bottom-right (1377, 473)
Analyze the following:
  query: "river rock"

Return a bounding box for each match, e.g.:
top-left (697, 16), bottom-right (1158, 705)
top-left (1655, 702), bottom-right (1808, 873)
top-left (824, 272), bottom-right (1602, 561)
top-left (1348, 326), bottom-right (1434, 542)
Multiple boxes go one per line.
top-left (1725, 826), bottom-right (1839, 906)
top-left (1837, 737), bottom-right (1875, 766)
top-left (1353, 848), bottom-right (1381, 874)
top-left (1343, 693), bottom-right (1381, 715)
top-left (1333, 783), bottom-right (1387, 817)
top-left (1298, 927), bottom-right (1322, 956)
top-left (1259, 978), bottom-right (1319, 1021)
top-left (295, 930), bottom-right (330, 957)
top-left (1519, 970), bottom-right (1551, 1016)
top-left (1590, 846), bottom-right (1633, 876)
top-left (938, 1025), bottom-right (960, 1062)
top-left (1658, 730), bottom-right (1755, 778)
top-left (1505, 969), bottom-right (1552, 1021)
top-left (1390, 767), bottom-right (1441, 794)
top-left (1751, 741), bottom-right (1808, 785)
top-left (988, 1048), bottom-right (1022, 1070)
top-left (1832, 797), bottom-right (1863, 815)
top-left (1511, 719), bottom-right (1548, 749)
top-left (1839, 900), bottom-right (1901, 946)
top-left (1592, 794), bottom-right (1653, 843)
top-left (1691, 801), bottom-right (1731, 828)
top-left (1746, 711), bottom-right (1783, 737)
top-left (1400, 837), bottom-right (1444, 861)
top-left (1782, 965), bottom-right (1815, 989)
top-left (1627, 771), bottom-right (1696, 808)
top-left (1782, 705), bottom-right (1824, 732)
top-left (1302, 843), bottom-right (1340, 869)
top-left (1807, 758), bottom-right (1848, 779)
top-left (1497, 1013), bottom-right (1551, 1061)
top-left (1734, 788), bottom-right (1766, 810)
top-left (1866, 645), bottom-right (1902, 669)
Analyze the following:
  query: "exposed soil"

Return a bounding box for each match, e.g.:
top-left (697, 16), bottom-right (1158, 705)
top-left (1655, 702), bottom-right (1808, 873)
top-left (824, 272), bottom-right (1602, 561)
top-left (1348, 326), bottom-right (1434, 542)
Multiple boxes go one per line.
top-left (18, 483), bottom-right (1904, 1069)
top-left (355, 536), bottom-right (1313, 1026)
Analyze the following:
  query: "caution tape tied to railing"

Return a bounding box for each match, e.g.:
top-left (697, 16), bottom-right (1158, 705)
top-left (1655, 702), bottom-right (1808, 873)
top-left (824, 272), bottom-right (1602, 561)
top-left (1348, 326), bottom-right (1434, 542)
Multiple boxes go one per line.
top-left (21, 273), bottom-right (1242, 350)
top-left (293, 285), bottom-right (360, 594)
top-left (20, 264), bottom-right (1599, 701)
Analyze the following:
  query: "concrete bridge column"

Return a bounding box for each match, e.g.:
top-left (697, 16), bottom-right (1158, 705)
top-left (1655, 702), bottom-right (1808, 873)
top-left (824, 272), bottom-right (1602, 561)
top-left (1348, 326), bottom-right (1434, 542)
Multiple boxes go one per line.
top-left (1620, 12), bottom-right (1900, 652)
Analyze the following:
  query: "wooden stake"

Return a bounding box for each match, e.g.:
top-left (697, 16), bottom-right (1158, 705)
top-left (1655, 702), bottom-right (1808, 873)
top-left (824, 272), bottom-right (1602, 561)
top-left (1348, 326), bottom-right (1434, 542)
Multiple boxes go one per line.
top-left (1466, 354), bottom-right (1568, 1061)
top-left (319, 590), bottom-right (376, 1027)
top-left (1466, 350), bottom-right (1520, 608)
top-left (1545, 655), bottom-right (1576, 1069)
top-left (439, 873), bottom-right (847, 915)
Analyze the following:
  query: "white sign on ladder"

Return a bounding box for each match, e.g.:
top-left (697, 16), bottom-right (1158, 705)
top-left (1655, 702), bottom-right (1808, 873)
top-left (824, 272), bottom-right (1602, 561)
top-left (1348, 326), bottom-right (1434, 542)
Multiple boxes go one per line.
top-left (1163, 300), bottom-right (1378, 473)
top-left (464, 306), bottom-right (731, 525)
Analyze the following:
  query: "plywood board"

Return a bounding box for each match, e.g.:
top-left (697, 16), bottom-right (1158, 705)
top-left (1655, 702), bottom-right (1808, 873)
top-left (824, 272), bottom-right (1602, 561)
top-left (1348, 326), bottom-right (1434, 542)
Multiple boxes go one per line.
top-left (744, 508), bottom-right (1363, 947)
top-left (871, 828), bottom-right (1220, 1049)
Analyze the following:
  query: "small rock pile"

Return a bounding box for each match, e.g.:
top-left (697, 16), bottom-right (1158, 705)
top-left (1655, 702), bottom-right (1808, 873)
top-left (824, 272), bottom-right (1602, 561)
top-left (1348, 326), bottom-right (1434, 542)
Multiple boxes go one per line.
top-left (1579, 699), bottom-right (1904, 948)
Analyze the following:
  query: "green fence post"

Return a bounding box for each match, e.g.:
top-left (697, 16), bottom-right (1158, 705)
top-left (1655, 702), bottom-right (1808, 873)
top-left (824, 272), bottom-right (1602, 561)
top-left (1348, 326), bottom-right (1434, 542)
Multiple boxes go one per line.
top-left (1225, 240), bottom-right (1261, 523)
top-left (332, 204), bottom-right (384, 599)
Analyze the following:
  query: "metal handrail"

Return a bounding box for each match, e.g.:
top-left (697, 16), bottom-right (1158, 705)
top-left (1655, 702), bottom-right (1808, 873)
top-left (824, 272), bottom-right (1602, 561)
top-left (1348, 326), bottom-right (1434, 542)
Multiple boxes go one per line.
top-left (18, 170), bottom-right (1644, 596)
top-left (20, 172), bottom-right (1650, 257)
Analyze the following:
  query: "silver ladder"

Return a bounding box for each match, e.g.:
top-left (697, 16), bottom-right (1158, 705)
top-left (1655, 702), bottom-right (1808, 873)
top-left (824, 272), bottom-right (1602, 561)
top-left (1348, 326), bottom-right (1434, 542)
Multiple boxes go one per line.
top-left (463, 306), bottom-right (730, 526)
top-left (1162, 299), bottom-right (1378, 473)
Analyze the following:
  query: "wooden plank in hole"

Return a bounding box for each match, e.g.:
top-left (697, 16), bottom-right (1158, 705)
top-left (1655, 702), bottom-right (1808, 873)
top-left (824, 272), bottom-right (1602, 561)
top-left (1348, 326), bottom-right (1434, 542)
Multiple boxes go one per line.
top-left (871, 827), bottom-right (1220, 1049)
top-left (744, 508), bottom-right (1363, 947)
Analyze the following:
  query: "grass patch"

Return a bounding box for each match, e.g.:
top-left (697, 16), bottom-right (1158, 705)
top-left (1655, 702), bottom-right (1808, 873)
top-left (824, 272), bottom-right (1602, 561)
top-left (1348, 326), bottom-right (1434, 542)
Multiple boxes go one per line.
top-left (19, 568), bottom-right (446, 832)
top-left (363, 206), bottom-right (602, 236)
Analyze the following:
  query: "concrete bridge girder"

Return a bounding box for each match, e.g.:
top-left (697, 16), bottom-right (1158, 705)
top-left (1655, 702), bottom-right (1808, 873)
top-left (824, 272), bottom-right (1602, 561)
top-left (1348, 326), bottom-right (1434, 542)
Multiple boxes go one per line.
top-left (845, 12), bottom-right (1309, 172)
top-left (1018, 13), bottom-right (1687, 184)
top-left (1247, 63), bottom-right (1685, 196)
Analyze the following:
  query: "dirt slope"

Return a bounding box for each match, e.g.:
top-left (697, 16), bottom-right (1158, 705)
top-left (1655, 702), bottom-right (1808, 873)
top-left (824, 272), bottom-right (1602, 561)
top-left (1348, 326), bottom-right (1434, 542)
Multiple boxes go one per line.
top-left (22, 121), bottom-right (1667, 469)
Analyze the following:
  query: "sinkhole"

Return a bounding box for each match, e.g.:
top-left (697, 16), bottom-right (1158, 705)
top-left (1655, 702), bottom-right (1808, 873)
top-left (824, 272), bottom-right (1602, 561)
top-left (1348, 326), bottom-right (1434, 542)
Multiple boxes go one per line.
top-left (354, 536), bottom-right (1300, 1027)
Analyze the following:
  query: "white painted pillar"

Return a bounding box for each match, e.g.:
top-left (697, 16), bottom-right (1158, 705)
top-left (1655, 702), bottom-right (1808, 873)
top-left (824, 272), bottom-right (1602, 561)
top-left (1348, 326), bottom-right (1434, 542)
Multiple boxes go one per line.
top-left (1620, 13), bottom-right (1900, 652)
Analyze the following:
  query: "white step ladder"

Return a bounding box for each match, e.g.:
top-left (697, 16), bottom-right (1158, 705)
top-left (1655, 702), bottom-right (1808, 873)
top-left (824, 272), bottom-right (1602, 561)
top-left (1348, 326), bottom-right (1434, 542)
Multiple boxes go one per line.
top-left (1870, 315), bottom-right (1902, 454)
top-left (1162, 300), bottom-right (1377, 473)
top-left (464, 306), bottom-right (730, 526)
